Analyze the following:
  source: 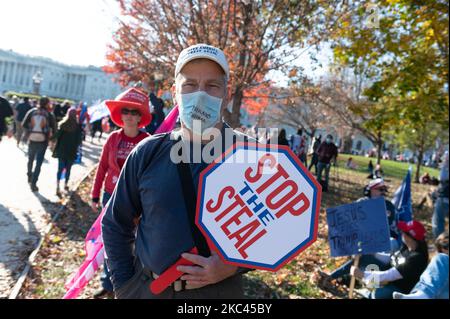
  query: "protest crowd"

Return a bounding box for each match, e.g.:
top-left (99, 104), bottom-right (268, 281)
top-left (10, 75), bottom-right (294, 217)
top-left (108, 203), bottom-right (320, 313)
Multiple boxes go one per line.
top-left (0, 43), bottom-right (448, 300)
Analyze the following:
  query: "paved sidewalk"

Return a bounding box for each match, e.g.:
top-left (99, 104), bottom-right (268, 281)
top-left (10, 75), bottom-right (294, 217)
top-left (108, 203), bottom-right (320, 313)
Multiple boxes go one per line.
top-left (0, 135), bottom-right (106, 298)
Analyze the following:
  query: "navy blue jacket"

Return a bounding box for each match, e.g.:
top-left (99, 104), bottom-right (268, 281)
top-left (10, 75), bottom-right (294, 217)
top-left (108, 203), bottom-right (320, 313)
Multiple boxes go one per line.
top-left (102, 126), bottom-right (251, 290)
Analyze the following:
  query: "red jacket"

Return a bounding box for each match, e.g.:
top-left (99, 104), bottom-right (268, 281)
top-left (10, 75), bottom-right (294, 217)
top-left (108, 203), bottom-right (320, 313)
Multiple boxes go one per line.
top-left (91, 129), bottom-right (149, 200)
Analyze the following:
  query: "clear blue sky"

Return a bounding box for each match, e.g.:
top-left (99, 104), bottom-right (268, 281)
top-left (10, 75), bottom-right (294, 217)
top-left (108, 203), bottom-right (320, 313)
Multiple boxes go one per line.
top-left (0, 0), bottom-right (330, 81)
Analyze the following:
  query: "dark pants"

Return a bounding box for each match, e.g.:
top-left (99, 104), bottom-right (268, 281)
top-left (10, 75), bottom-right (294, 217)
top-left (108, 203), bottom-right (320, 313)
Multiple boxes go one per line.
top-left (299, 153), bottom-right (307, 167)
top-left (317, 161), bottom-right (331, 190)
top-left (308, 154), bottom-right (319, 174)
top-left (27, 141), bottom-right (48, 185)
top-left (115, 260), bottom-right (244, 299)
top-left (101, 191), bottom-right (114, 292)
top-left (57, 159), bottom-right (74, 182)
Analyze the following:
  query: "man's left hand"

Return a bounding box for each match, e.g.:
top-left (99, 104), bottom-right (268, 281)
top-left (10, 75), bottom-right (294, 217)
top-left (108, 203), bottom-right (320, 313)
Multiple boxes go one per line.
top-left (177, 250), bottom-right (238, 290)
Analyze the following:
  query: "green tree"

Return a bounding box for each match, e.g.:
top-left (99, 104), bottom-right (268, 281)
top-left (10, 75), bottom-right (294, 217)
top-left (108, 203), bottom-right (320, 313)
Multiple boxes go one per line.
top-left (105, 0), bottom-right (346, 127)
top-left (329, 0), bottom-right (449, 179)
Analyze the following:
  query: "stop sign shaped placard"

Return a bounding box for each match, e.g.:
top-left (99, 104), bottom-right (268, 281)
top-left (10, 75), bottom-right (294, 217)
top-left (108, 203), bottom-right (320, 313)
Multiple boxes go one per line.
top-left (196, 142), bottom-right (322, 271)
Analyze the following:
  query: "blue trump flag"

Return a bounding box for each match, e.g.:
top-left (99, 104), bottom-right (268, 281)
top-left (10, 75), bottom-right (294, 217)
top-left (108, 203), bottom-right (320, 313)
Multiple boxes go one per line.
top-left (392, 166), bottom-right (413, 222)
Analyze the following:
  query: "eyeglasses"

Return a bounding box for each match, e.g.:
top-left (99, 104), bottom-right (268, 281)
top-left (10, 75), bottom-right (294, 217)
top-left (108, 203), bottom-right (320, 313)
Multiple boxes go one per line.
top-left (121, 108), bottom-right (141, 116)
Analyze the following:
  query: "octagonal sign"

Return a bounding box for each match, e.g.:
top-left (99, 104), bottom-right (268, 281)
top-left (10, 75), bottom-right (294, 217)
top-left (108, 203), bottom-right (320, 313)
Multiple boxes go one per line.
top-left (196, 142), bottom-right (322, 271)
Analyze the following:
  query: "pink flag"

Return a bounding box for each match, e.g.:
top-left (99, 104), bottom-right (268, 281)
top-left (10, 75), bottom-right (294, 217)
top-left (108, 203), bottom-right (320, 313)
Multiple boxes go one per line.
top-left (154, 105), bottom-right (179, 134)
top-left (63, 207), bottom-right (106, 299)
top-left (63, 105), bottom-right (179, 299)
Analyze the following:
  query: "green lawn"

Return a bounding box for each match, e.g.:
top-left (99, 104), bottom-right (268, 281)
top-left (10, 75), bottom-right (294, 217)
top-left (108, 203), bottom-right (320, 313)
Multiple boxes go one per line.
top-left (333, 154), bottom-right (440, 180)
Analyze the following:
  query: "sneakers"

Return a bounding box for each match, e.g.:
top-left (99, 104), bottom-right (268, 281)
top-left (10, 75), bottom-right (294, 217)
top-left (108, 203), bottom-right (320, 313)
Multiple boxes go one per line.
top-left (30, 184), bottom-right (39, 192)
top-left (93, 288), bottom-right (115, 299)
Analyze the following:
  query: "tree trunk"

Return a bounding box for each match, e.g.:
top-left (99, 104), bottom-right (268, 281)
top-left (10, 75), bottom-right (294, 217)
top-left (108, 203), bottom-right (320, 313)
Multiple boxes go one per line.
top-left (414, 134), bottom-right (426, 183)
top-left (229, 86), bottom-right (244, 128)
top-left (226, 2), bottom-right (252, 129)
top-left (376, 130), bottom-right (383, 165)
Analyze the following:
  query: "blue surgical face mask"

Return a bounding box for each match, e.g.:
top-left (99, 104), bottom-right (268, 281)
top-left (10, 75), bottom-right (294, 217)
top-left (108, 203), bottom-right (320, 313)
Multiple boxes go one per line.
top-left (178, 91), bottom-right (222, 134)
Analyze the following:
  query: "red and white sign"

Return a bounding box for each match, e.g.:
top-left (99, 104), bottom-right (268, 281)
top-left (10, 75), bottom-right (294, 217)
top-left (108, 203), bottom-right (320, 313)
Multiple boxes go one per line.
top-left (196, 142), bottom-right (322, 271)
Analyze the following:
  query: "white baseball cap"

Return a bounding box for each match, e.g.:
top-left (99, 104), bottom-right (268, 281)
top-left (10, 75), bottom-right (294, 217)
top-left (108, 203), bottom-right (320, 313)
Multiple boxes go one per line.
top-left (368, 178), bottom-right (388, 190)
top-left (175, 44), bottom-right (229, 79)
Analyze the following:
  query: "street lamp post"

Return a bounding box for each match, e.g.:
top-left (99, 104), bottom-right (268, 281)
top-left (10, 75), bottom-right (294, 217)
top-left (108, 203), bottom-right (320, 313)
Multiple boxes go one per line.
top-left (32, 71), bottom-right (43, 95)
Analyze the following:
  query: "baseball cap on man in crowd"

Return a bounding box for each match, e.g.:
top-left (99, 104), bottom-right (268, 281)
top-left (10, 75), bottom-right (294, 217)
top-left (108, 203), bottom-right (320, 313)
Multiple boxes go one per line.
top-left (175, 44), bottom-right (229, 79)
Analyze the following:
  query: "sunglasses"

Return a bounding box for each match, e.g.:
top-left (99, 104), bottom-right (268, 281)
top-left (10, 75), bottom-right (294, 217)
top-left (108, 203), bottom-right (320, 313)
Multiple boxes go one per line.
top-left (121, 108), bottom-right (141, 116)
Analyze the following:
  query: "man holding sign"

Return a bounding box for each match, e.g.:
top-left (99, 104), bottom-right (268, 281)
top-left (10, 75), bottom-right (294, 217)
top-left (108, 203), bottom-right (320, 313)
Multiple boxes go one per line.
top-left (102, 44), bottom-right (253, 299)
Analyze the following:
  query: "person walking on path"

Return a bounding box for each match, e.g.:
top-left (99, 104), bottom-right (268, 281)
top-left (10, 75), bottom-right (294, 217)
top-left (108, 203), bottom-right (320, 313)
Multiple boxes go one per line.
top-left (316, 134), bottom-right (338, 192)
top-left (21, 97), bottom-right (56, 192)
top-left (90, 88), bottom-right (151, 298)
top-left (308, 134), bottom-right (321, 174)
top-left (14, 97), bottom-right (32, 146)
top-left (277, 128), bottom-right (290, 146)
top-left (0, 95), bottom-right (13, 143)
top-left (290, 128), bottom-right (307, 165)
top-left (52, 108), bottom-right (83, 197)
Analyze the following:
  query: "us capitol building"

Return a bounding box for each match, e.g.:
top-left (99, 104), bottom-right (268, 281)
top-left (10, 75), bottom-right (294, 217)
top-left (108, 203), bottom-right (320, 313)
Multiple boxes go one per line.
top-left (0, 49), bottom-right (123, 103)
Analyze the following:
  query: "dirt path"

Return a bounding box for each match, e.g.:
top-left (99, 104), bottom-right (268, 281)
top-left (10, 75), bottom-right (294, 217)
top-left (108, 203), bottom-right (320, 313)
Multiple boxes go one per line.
top-left (0, 136), bottom-right (105, 298)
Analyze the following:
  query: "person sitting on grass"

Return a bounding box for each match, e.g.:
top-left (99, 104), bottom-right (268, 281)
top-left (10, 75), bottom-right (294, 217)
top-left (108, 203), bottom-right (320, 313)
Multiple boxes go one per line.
top-left (346, 157), bottom-right (358, 170)
top-left (350, 220), bottom-right (429, 299)
top-left (362, 179), bottom-right (400, 250)
top-left (393, 231), bottom-right (448, 299)
top-left (326, 179), bottom-right (401, 287)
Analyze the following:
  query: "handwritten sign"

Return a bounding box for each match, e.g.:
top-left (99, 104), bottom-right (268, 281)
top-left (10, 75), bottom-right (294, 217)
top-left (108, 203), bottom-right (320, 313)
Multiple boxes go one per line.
top-left (326, 197), bottom-right (391, 257)
top-left (196, 142), bottom-right (321, 271)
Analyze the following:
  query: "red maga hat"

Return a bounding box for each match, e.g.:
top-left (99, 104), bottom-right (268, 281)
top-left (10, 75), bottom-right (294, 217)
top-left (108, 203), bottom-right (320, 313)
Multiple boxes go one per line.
top-left (105, 88), bottom-right (152, 128)
top-left (398, 220), bottom-right (426, 241)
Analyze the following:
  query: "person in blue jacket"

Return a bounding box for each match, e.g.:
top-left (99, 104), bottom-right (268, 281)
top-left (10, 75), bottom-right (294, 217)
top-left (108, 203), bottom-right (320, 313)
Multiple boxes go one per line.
top-left (102, 44), bottom-right (252, 299)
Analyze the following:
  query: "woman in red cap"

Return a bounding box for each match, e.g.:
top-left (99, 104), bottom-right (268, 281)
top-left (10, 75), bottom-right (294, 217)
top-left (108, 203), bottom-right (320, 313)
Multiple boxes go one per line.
top-left (351, 220), bottom-right (429, 299)
top-left (90, 88), bottom-right (151, 298)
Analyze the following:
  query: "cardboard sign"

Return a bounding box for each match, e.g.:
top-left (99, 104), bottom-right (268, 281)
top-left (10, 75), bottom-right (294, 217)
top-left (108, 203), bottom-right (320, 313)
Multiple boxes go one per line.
top-left (326, 197), bottom-right (391, 257)
top-left (196, 142), bottom-right (321, 271)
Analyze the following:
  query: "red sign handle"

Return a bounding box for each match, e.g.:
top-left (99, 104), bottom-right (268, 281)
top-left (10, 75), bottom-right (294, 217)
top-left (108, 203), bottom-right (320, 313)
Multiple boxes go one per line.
top-left (149, 247), bottom-right (198, 295)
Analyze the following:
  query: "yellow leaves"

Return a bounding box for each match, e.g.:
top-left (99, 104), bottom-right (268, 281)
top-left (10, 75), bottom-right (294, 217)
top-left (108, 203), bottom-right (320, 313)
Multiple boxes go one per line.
top-left (426, 28), bottom-right (435, 40)
top-left (50, 235), bottom-right (62, 244)
top-left (386, 0), bottom-right (400, 5)
top-left (275, 272), bottom-right (288, 285)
